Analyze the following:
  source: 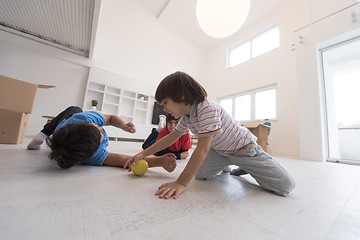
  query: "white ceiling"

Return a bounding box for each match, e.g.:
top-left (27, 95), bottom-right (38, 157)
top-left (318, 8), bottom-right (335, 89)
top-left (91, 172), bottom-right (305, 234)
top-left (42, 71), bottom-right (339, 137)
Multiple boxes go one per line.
top-left (136, 0), bottom-right (288, 52)
top-left (0, 0), bottom-right (288, 57)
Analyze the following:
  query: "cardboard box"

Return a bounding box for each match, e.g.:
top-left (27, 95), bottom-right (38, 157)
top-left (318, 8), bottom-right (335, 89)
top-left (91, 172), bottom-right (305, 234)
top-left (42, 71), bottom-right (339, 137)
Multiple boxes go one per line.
top-left (0, 75), bottom-right (38, 113)
top-left (0, 75), bottom-right (55, 144)
top-left (0, 109), bottom-right (30, 144)
top-left (243, 123), bottom-right (270, 152)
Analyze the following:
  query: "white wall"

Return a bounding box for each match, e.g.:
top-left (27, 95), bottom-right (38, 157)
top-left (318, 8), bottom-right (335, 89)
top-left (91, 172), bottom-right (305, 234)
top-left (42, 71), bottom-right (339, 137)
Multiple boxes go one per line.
top-left (204, 1), bottom-right (302, 158)
top-left (295, 1), bottom-right (360, 161)
top-left (92, 0), bottom-right (204, 87)
top-left (0, 0), bottom-right (205, 138)
top-left (0, 40), bottom-right (89, 137)
top-left (203, 0), bottom-right (360, 160)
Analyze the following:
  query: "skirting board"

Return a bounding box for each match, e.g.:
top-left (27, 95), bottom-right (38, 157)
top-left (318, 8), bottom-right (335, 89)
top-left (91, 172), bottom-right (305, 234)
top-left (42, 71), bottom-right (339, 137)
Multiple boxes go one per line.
top-left (109, 137), bottom-right (145, 142)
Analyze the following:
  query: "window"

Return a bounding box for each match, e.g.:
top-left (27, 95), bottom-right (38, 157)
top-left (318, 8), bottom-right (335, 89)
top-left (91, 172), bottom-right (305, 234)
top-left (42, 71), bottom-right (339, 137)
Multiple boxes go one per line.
top-left (220, 98), bottom-right (233, 116)
top-left (219, 86), bottom-right (276, 122)
top-left (255, 89), bottom-right (276, 119)
top-left (252, 26), bottom-right (280, 58)
top-left (227, 25), bottom-right (280, 68)
top-left (228, 41), bottom-right (251, 67)
top-left (235, 95), bottom-right (251, 121)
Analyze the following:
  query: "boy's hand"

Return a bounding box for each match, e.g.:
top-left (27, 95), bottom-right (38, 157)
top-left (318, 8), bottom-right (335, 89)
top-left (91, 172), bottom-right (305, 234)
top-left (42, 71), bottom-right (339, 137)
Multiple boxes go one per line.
top-left (161, 153), bottom-right (177, 172)
top-left (122, 122), bottom-right (136, 133)
top-left (180, 151), bottom-right (189, 159)
top-left (155, 181), bottom-right (186, 199)
top-left (124, 152), bottom-right (145, 171)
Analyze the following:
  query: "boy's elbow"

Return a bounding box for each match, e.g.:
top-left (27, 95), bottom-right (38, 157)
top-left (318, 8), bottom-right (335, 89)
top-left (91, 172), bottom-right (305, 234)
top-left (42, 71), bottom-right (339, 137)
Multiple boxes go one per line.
top-left (196, 137), bottom-right (212, 154)
top-left (201, 148), bottom-right (211, 158)
top-left (196, 145), bottom-right (210, 157)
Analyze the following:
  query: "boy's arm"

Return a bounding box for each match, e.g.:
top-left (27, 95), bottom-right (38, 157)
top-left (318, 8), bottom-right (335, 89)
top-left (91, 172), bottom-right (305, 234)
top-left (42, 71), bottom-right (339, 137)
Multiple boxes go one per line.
top-left (155, 149), bottom-right (171, 157)
top-left (124, 131), bottom-right (181, 169)
top-left (141, 131), bottom-right (181, 158)
top-left (156, 150), bottom-right (189, 159)
top-left (103, 114), bottom-right (135, 133)
top-left (103, 152), bottom-right (177, 172)
top-left (103, 153), bottom-right (130, 167)
top-left (155, 136), bottom-right (213, 199)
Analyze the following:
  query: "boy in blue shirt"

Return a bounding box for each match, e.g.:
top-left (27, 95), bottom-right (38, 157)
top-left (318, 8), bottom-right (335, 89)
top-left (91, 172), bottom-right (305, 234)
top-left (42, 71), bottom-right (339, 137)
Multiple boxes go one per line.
top-left (27, 106), bottom-right (176, 172)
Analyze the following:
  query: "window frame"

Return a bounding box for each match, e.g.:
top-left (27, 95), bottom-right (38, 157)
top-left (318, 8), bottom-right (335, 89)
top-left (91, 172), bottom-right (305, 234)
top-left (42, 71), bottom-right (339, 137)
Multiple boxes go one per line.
top-left (227, 24), bottom-right (280, 69)
top-left (218, 84), bottom-right (277, 123)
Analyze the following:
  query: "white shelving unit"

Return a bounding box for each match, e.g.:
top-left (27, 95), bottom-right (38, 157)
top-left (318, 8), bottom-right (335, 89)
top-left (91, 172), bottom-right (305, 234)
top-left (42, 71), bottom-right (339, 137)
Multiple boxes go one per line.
top-left (83, 68), bottom-right (156, 140)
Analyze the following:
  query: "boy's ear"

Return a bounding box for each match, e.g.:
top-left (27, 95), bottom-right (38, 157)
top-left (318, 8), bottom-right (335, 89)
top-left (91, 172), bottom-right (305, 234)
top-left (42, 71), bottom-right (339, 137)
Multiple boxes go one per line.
top-left (181, 95), bottom-right (187, 103)
top-left (181, 95), bottom-right (190, 106)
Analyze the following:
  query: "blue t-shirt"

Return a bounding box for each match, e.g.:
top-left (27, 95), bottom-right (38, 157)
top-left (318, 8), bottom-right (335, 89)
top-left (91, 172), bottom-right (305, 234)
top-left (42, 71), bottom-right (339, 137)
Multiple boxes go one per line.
top-left (55, 111), bottom-right (109, 166)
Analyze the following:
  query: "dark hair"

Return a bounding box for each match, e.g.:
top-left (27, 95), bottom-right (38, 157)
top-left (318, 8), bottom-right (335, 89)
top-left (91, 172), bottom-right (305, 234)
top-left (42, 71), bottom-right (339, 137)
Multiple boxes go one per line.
top-left (165, 113), bottom-right (178, 125)
top-left (46, 122), bottom-right (101, 169)
top-left (155, 71), bottom-right (207, 105)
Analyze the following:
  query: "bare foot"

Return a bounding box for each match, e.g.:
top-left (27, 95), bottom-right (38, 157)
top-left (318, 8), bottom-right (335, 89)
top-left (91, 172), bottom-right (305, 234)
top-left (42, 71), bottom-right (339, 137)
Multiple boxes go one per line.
top-left (161, 153), bottom-right (177, 172)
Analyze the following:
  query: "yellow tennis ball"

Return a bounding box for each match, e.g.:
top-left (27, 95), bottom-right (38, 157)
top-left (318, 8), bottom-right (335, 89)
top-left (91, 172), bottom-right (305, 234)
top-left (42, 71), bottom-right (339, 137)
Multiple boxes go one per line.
top-left (131, 159), bottom-right (149, 176)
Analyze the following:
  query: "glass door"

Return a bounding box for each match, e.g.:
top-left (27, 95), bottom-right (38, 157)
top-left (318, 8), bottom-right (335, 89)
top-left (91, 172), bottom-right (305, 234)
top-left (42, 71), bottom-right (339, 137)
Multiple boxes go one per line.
top-left (321, 36), bottom-right (360, 164)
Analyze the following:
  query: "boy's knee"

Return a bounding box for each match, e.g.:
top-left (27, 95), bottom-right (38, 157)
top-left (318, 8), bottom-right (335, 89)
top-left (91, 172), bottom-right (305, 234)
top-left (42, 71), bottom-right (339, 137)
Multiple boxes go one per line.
top-left (195, 165), bottom-right (227, 180)
top-left (66, 106), bottom-right (82, 112)
top-left (286, 178), bottom-right (296, 193)
top-left (195, 171), bottom-right (213, 180)
top-left (195, 173), bottom-right (207, 180)
top-left (274, 176), bottom-right (295, 197)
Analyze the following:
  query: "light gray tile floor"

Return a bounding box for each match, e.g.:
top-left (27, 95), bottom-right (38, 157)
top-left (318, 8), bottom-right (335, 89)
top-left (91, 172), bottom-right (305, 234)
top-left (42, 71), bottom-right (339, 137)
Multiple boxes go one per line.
top-left (1, 138), bottom-right (360, 240)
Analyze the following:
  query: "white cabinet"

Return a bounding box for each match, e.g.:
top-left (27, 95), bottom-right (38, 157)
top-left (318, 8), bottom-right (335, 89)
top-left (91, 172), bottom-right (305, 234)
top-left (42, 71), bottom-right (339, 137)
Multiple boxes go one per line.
top-left (83, 68), bottom-right (156, 139)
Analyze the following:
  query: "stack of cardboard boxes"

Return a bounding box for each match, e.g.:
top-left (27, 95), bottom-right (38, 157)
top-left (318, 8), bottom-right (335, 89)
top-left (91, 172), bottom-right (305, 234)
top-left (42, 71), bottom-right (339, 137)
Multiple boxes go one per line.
top-left (242, 123), bottom-right (270, 152)
top-left (0, 75), bottom-right (53, 144)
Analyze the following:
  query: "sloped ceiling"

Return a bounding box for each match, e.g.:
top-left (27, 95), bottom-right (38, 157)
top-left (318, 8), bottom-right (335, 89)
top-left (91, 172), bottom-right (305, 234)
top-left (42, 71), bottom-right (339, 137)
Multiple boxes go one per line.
top-left (137, 0), bottom-right (288, 52)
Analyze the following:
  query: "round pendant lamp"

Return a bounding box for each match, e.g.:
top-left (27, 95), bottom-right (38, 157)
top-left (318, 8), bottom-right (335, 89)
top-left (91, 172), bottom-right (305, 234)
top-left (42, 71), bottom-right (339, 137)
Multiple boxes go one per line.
top-left (196, 0), bottom-right (251, 38)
